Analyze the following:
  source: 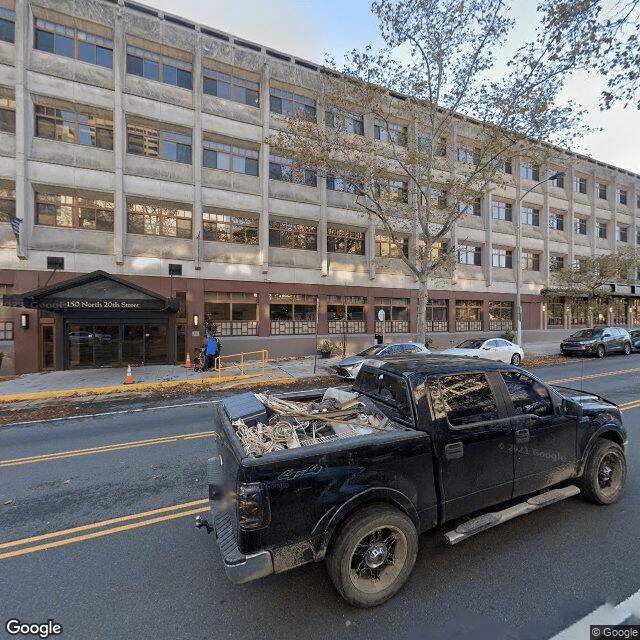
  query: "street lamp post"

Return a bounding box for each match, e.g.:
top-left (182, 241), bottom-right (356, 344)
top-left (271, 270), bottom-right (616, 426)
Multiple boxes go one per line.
top-left (515, 171), bottom-right (565, 347)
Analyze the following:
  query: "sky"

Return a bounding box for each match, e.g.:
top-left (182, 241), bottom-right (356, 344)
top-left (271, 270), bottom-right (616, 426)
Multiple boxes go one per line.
top-left (151, 0), bottom-right (640, 176)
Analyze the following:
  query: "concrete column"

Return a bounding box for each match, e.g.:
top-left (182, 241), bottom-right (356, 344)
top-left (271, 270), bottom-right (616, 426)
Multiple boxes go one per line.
top-left (192, 29), bottom-right (203, 269)
top-left (259, 63), bottom-right (270, 274)
top-left (113, 2), bottom-right (126, 265)
top-left (14, 0), bottom-right (28, 260)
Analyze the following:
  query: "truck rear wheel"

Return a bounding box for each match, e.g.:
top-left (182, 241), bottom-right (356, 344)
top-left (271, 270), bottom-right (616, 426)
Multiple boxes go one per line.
top-left (326, 504), bottom-right (418, 608)
top-left (581, 440), bottom-right (626, 504)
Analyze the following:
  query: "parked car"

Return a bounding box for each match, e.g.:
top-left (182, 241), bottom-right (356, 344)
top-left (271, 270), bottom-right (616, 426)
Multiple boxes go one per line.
top-left (198, 355), bottom-right (627, 607)
top-left (560, 326), bottom-right (632, 358)
top-left (330, 342), bottom-right (430, 379)
top-left (630, 328), bottom-right (640, 352)
top-left (441, 337), bottom-right (524, 365)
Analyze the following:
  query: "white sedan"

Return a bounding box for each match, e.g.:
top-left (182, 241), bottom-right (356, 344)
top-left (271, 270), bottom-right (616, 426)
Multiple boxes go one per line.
top-left (441, 338), bottom-right (524, 365)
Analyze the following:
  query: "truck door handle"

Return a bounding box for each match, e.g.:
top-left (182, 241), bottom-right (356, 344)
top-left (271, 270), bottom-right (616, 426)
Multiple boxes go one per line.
top-left (515, 428), bottom-right (529, 444)
top-left (445, 442), bottom-right (464, 460)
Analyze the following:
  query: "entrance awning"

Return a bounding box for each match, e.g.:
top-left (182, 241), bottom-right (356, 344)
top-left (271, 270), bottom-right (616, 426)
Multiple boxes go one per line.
top-left (2, 270), bottom-right (179, 311)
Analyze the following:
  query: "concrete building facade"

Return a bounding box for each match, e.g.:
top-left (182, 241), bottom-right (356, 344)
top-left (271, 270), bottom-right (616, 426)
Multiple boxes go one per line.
top-left (0, 0), bottom-right (639, 373)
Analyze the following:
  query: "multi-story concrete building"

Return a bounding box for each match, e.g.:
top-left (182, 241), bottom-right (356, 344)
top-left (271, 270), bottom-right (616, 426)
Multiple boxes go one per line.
top-left (1, 0), bottom-right (639, 373)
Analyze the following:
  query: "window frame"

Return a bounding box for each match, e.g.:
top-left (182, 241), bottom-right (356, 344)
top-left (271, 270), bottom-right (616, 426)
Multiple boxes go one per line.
top-left (126, 44), bottom-right (192, 89)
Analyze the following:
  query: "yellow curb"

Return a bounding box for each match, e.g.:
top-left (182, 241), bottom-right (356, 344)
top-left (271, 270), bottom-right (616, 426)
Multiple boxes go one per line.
top-left (0, 371), bottom-right (299, 404)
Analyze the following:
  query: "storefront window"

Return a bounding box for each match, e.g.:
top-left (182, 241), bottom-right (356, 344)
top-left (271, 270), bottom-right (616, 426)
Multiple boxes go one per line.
top-left (327, 296), bottom-right (366, 334)
top-left (455, 300), bottom-right (483, 332)
top-left (204, 292), bottom-right (258, 336)
top-left (375, 297), bottom-right (411, 333)
top-left (269, 294), bottom-right (317, 335)
top-left (424, 298), bottom-right (448, 332)
top-left (489, 301), bottom-right (513, 331)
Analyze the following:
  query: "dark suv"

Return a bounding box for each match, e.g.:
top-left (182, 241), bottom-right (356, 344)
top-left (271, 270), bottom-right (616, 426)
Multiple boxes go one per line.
top-left (560, 326), bottom-right (632, 358)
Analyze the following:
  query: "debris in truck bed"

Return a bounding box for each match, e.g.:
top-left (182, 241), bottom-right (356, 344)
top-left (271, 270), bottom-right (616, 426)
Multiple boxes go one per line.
top-left (233, 388), bottom-right (391, 456)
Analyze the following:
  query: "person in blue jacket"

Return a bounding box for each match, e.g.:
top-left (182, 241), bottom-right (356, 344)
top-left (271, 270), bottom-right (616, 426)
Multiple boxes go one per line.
top-left (205, 335), bottom-right (221, 370)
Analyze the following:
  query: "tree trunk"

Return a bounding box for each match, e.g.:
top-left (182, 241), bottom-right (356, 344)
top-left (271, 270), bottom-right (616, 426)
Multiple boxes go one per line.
top-left (416, 280), bottom-right (429, 345)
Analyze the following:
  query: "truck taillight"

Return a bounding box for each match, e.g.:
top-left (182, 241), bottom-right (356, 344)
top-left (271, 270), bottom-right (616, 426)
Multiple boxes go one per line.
top-left (237, 482), bottom-right (270, 530)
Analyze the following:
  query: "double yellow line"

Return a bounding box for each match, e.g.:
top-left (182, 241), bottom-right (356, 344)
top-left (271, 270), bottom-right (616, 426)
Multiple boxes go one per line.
top-left (0, 500), bottom-right (210, 560)
top-left (0, 430), bottom-right (216, 468)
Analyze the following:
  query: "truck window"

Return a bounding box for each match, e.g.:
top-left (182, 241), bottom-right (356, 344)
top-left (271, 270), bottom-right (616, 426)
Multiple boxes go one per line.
top-left (354, 369), bottom-right (412, 423)
top-left (500, 371), bottom-right (554, 416)
top-left (430, 373), bottom-right (499, 427)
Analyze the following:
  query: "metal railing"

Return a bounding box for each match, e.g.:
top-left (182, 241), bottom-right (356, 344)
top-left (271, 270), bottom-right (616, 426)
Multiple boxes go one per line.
top-left (202, 349), bottom-right (268, 378)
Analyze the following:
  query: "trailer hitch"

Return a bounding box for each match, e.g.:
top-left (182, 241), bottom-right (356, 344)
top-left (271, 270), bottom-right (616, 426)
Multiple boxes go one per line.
top-left (195, 515), bottom-right (214, 534)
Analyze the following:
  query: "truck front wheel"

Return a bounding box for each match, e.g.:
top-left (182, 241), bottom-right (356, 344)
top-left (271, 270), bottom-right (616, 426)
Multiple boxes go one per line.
top-left (581, 440), bottom-right (627, 504)
top-left (326, 504), bottom-right (418, 607)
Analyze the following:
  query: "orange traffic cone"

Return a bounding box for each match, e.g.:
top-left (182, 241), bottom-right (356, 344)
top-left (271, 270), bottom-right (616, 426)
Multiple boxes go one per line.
top-left (124, 364), bottom-right (134, 384)
top-left (185, 352), bottom-right (192, 368)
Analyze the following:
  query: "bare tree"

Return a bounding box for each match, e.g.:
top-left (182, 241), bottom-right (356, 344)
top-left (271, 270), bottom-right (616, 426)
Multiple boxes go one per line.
top-left (273, 0), bottom-right (587, 340)
top-left (538, 0), bottom-right (640, 109)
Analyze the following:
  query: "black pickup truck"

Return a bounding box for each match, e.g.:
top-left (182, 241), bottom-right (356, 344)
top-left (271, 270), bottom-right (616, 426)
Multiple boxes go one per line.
top-left (196, 355), bottom-right (627, 607)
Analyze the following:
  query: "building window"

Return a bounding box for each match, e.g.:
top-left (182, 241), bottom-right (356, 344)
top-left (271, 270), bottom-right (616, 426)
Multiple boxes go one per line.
top-left (617, 225), bottom-right (628, 243)
top-left (419, 133), bottom-right (447, 157)
top-left (637, 194), bottom-right (640, 209)
top-left (269, 220), bottom-right (317, 250)
top-left (520, 162), bottom-right (540, 181)
top-left (377, 179), bottom-right (408, 203)
top-left (616, 188), bottom-right (628, 205)
top-left (637, 228), bottom-right (640, 244)
top-left (596, 182), bottom-right (607, 200)
top-left (458, 244), bottom-right (482, 266)
top-left (549, 255), bottom-right (565, 272)
top-left (374, 119), bottom-right (407, 146)
top-left (549, 171), bottom-right (564, 187)
top-left (522, 251), bottom-right (540, 271)
top-left (268, 154), bottom-right (316, 186)
top-left (327, 295), bottom-right (366, 334)
top-left (202, 67), bottom-right (259, 106)
top-left (126, 45), bottom-right (192, 89)
top-left (574, 216), bottom-right (587, 235)
top-left (459, 198), bottom-right (481, 216)
top-left (596, 221), bottom-right (608, 239)
top-left (0, 320), bottom-right (13, 340)
top-left (0, 183), bottom-right (16, 225)
top-left (0, 92), bottom-right (15, 134)
top-left (269, 86), bottom-right (316, 119)
top-left (492, 248), bottom-right (512, 268)
top-left (548, 211), bottom-right (564, 231)
top-left (325, 109), bottom-right (364, 135)
top-left (35, 191), bottom-right (114, 230)
top-left (455, 300), bottom-right (483, 331)
top-left (127, 123), bottom-right (192, 164)
top-left (375, 234), bottom-right (408, 258)
top-left (203, 139), bottom-right (258, 175)
top-left (326, 173), bottom-right (362, 194)
top-left (521, 206), bottom-right (540, 226)
top-left (489, 301), bottom-right (513, 331)
top-left (203, 211), bottom-right (258, 244)
top-left (127, 201), bottom-right (192, 238)
top-left (204, 292), bottom-right (258, 337)
top-left (0, 7), bottom-right (15, 43)
top-left (376, 297), bottom-right (412, 333)
top-left (327, 227), bottom-right (365, 255)
top-left (35, 103), bottom-right (113, 149)
top-left (423, 298), bottom-right (448, 332)
top-left (492, 201), bottom-right (512, 221)
top-left (574, 175), bottom-right (587, 194)
top-left (269, 294), bottom-right (317, 335)
top-left (457, 143), bottom-right (480, 165)
top-left (35, 18), bottom-right (113, 68)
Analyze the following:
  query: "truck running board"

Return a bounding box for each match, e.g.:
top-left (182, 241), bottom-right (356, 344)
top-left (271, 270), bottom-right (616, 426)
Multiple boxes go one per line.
top-left (444, 485), bottom-right (581, 545)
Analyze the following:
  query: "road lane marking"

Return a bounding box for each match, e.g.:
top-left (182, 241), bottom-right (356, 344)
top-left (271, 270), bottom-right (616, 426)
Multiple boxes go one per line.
top-left (0, 431), bottom-right (216, 468)
top-left (0, 500), bottom-right (210, 560)
top-left (547, 366), bottom-right (640, 385)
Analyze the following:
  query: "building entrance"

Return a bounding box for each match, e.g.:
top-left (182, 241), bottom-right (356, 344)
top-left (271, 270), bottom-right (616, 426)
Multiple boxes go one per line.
top-left (67, 322), bottom-right (169, 368)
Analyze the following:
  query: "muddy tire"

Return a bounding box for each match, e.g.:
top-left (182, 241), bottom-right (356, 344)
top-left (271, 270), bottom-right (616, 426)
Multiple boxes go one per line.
top-left (326, 504), bottom-right (418, 608)
top-left (580, 440), bottom-right (626, 505)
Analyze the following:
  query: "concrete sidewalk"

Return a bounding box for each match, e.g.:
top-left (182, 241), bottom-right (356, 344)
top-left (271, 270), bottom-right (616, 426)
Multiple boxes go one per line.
top-left (0, 330), bottom-right (566, 404)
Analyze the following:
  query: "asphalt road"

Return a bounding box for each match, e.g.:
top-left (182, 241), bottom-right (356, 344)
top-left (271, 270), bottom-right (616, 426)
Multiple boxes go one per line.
top-left (1, 356), bottom-right (639, 640)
